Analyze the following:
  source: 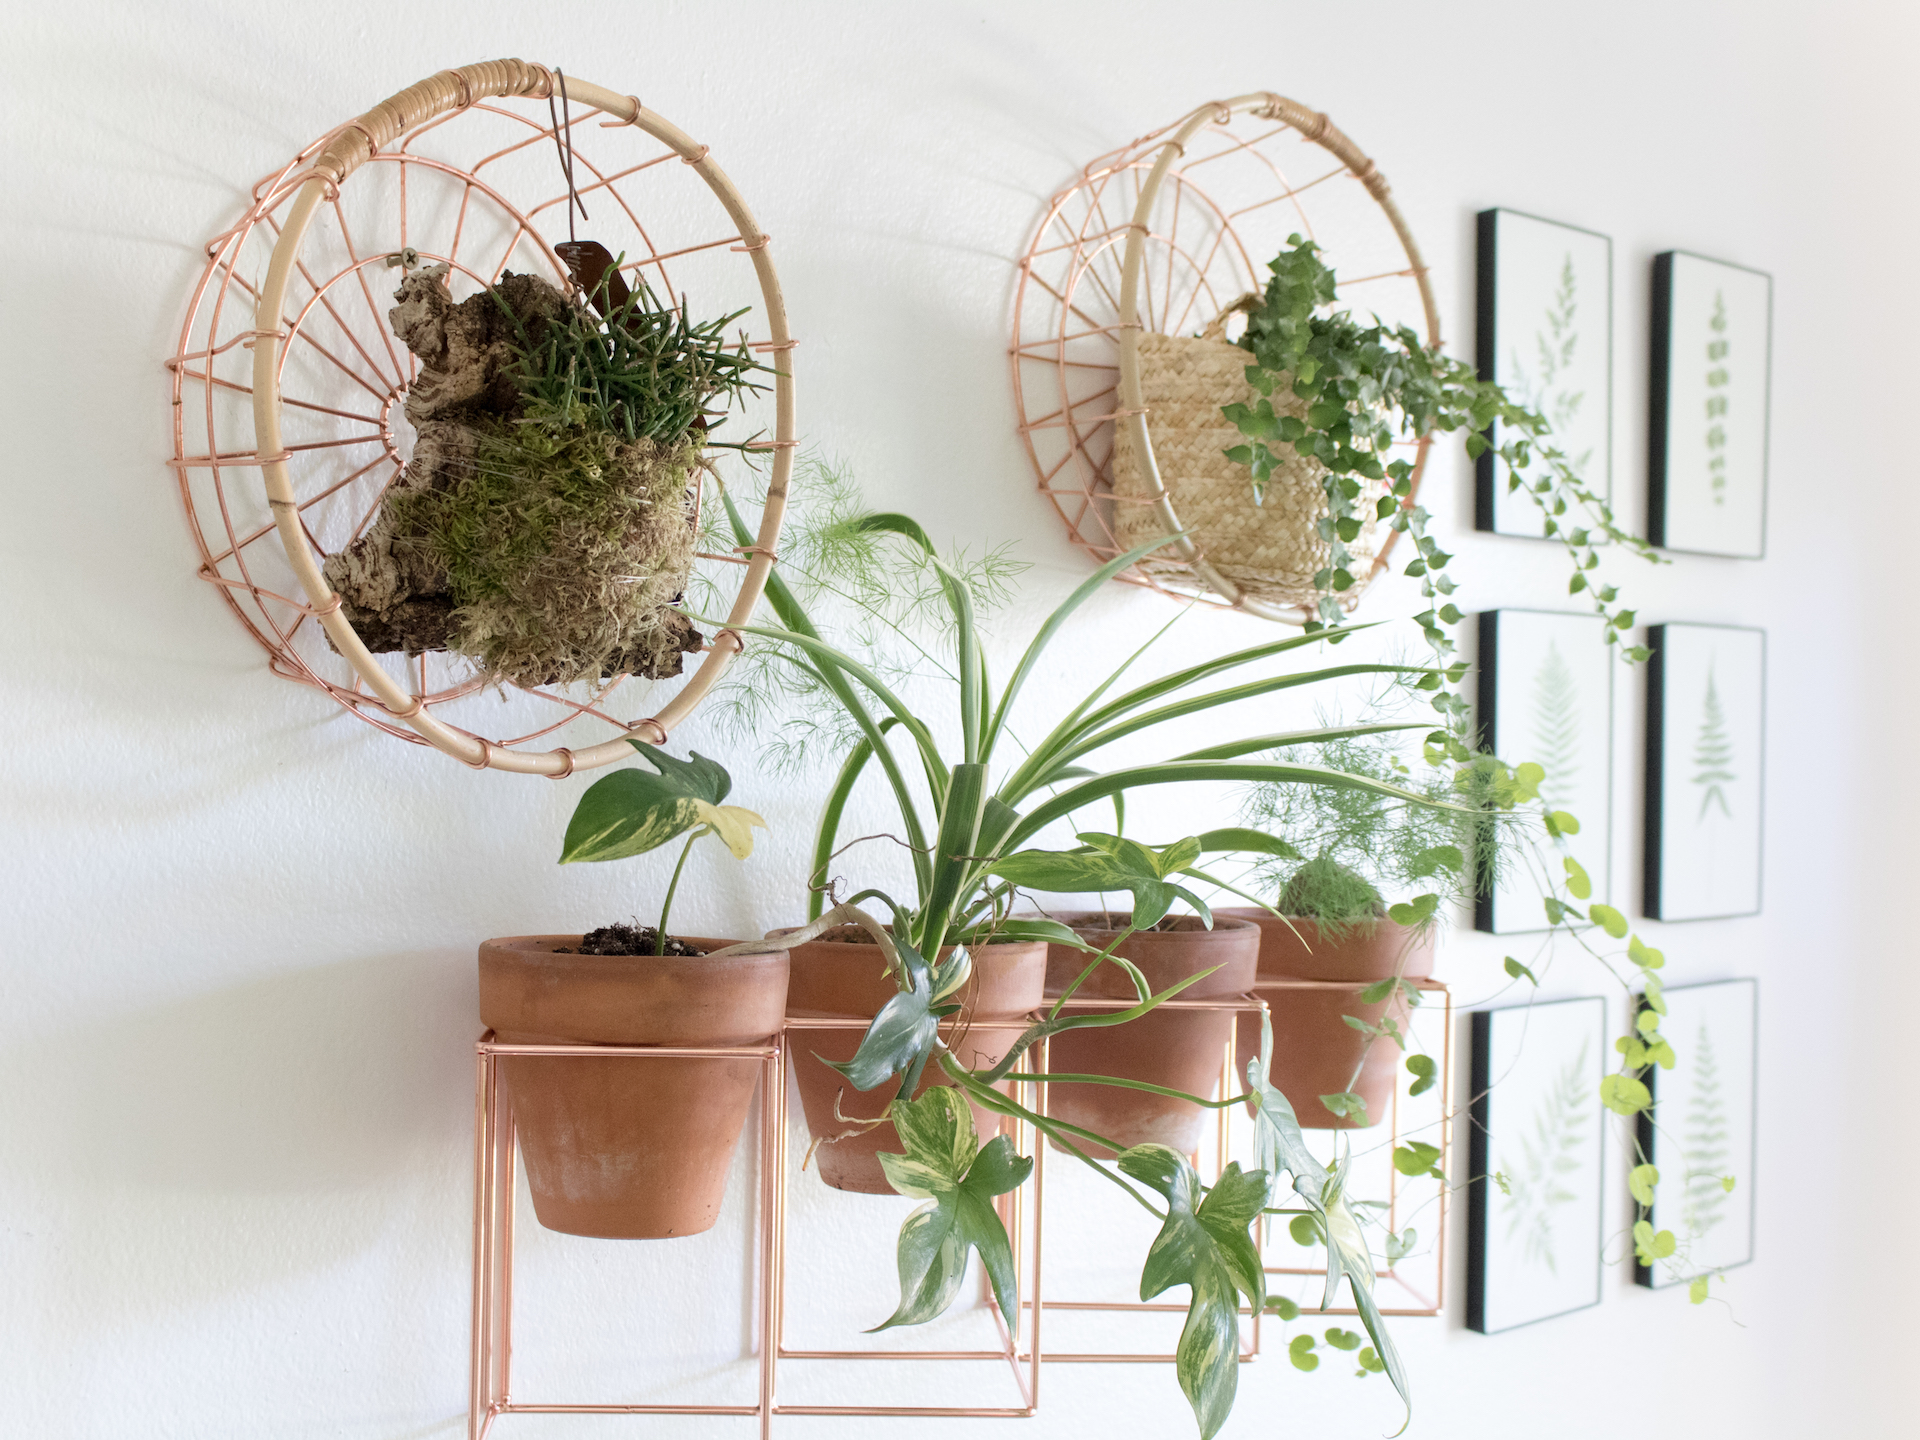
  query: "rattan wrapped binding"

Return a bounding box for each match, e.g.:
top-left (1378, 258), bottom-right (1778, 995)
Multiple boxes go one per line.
top-left (1111, 303), bottom-right (1389, 610)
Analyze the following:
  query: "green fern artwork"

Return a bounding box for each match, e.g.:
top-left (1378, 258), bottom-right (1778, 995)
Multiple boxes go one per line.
top-left (1704, 290), bottom-right (1730, 506)
top-left (1692, 664), bottom-right (1736, 823)
top-left (1530, 640), bottom-right (1582, 816)
top-left (1509, 254), bottom-right (1594, 483)
top-left (1498, 1036), bottom-right (1592, 1275)
top-left (1682, 1022), bottom-right (1732, 1238)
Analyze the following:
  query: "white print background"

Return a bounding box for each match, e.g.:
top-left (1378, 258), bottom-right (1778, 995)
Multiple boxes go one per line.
top-left (1644, 980), bottom-right (1758, 1285)
top-left (1477, 997), bottom-right (1607, 1332)
top-left (1657, 624), bottom-right (1765, 920)
top-left (1486, 211), bottom-right (1612, 537)
top-left (1484, 610), bottom-right (1613, 932)
top-left (1661, 255), bottom-right (1772, 557)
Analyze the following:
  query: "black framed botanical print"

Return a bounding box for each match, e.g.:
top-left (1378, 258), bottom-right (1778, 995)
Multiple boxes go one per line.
top-left (1475, 208), bottom-right (1612, 537)
top-left (1475, 609), bottom-right (1613, 934)
top-left (1468, 997), bottom-right (1607, 1333)
top-left (1644, 622), bottom-right (1765, 921)
top-left (1648, 251), bottom-right (1772, 557)
top-left (1634, 979), bottom-right (1759, 1289)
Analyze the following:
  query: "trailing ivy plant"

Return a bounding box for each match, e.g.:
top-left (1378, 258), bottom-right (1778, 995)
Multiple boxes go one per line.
top-left (1221, 236), bottom-right (1660, 756)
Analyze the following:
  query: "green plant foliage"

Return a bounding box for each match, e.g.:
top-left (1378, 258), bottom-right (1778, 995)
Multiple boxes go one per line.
top-left (871, 1088), bottom-right (1031, 1329)
top-left (1393, 1142), bottom-right (1444, 1181)
top-left (1121, 1148), bottom-right (1268, 1440)
top-left (1223, 236), bottom-right (1657, 704)
top-left (825, 934), bottom-right (971, 1096)
top-left (560, 744), bottom-right (737, 862)
top-left (987, 833), bottom-right (1214, 929)
top-left (1289, 1334), bottom-right (1320, 1372)
top-left (503, 263), bottom-right (768, 446)
top-left (1404, 1053), bottom-right (1438, 1096)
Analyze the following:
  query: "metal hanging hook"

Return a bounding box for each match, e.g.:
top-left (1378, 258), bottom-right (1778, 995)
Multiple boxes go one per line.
top-left (546, 67), bottom-right (589, 246)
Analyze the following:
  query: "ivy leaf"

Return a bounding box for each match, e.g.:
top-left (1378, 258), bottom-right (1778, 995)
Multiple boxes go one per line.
top-left (559, 743), bottom-right (732, 862)
top-left (1267, 1295), bottom-right (1302, 1321)
top-left (1588, 903), bottom-right (1629, 938)
top-left (1629, 1164), bottom-right (1660, 1206)
top-left (1503, 957), bottom-right (1538, 985)
top-left (1392, 1142), bottom-right (1443, 1181)
top-left (1600, 1073), bottom-right (1652, 1116)
top-left (1320, 1092), bottom-right (1370, 1124)
top-left (1405, 1052), bottom-right (1437, 1096)
top-left (1689, 1275), bottom-right (1710, 1305)
top-left (1628, 935), bottom-right (1666, 970)
top-left (1632, 1220), bottom-right (1677, 1266)
top-left (1289, 1334), bottom-right (1319, 1372)
top-left (1562, 856), bottom-right (1592, 900)
top-left (825, 936), bottom-right (968, 1094)
top-left (1384, 1228), bottom-right (1417, 1263)
top-left (872, 1088), bottom-right (1032, 1329)
top-left (1120, 1147), bottom-right (1267, 1440)
top-left (1324, 1327), bottom-right (1363, 1352)
top-left (1548, 810), bottom-right (1581, 835)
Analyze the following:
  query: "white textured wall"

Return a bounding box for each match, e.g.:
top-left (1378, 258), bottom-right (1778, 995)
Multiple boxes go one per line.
top-left (3, 1), bottom-right (1914, 1435)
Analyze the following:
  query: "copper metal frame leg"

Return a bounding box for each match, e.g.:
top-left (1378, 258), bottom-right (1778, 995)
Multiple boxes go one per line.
top-left (467, 1031), bottom-right (781, 1435)
top-left (768, 1029), bottom-right (1043, 1417)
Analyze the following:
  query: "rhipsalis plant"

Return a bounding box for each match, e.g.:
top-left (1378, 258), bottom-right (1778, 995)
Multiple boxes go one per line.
top-left (1222, 236), bottom-right (1660, 754)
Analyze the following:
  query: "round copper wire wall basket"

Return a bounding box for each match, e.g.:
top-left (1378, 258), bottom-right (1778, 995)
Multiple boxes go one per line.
top-left (1012, 93), bottom-right (1439, 624)
top-left (170, 59), bottom-right (794, 777)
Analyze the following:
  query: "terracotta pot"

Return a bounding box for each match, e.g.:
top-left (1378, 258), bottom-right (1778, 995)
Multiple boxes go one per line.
top-left (1217, 908), bottom-right (1435, 1130)
top-left (781, 931), bottom-right (1047, 1194)
top-left (1040, 914), bottom-right (1260, 1158)
top-left (478, 935), bottom-right (789, 1239)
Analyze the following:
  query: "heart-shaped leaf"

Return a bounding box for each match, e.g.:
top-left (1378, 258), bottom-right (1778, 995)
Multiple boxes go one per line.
top-left (1120, 1146), bottom-right (1267, 1440)
top-left (559, 743), bottom-right (733, 863)
top-left (872, 1088), bottom-right (1032, 1329)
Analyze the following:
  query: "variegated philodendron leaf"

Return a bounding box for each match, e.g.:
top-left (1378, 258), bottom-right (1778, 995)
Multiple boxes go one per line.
top-left (560, 743), bottom-right (739, 863)
top-left (1245, 1011), bottom-right (1411, 1429)
top-left (987, 832), bottom-right (1214, 928)
top-left (872, 1087), bottom-right (1031, 1329)
top-left (825, 937), bottom-right (971, 1095)
top-left (1119, 1146), bottom-right (1266, 1440)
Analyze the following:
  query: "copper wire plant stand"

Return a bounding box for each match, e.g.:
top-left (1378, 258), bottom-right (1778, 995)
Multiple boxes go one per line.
top-left (471, 1023), bottom-right (1044, 1439)
top-left (468, 989), bottom-right (1451, 1434)
top-left (1011, 93), bottom-right (1440, 624)
top-left (170, 59), bottom-right (795, 775)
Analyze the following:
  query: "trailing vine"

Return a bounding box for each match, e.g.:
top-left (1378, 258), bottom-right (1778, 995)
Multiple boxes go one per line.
top-left (1222, 236), bottom-right (1660, 757)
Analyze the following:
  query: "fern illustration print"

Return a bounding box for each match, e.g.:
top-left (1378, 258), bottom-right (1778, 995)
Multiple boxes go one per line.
top-left (1498, 1037), bottom-right (1592, 1275)
top-left (1681, 1022), bottom-right (1732, 1239)
top-left (1705, 291), bottom-right (1730, 505)
top-left (1531, 640), bottom-right (1582, 815)
top-left (1693, 663), bottom-right (1736, 822)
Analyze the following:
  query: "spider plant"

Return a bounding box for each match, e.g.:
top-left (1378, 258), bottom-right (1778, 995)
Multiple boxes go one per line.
top-left (707, 496), bottom-right (1495, 1434)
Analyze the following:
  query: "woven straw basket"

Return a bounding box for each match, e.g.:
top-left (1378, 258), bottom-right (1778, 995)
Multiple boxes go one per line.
top-left (1111, 298), bottom-right (1388, 611)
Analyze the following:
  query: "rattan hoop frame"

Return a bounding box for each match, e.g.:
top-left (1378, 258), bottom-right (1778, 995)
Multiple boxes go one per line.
top-left (177, 59), bottom-right (793, 776)
top-left (1014, 92), bottom-right (1440, 625)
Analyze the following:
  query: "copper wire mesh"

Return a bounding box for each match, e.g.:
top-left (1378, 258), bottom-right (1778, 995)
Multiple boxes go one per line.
top-left (170, 62), bottom-right (794, 775)
top-left (1011, 93), bottom-right (1439, 624)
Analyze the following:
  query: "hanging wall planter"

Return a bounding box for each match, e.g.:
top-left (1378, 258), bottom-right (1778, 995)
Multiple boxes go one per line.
top-left (1012, 93), bottom-right (1439, 624)
top-left (170, 59), bottom-right (795, 773)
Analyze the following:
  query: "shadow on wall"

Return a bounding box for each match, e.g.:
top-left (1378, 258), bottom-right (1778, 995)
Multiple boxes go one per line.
top-left (21, 949), bottom-right (474, 1194)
